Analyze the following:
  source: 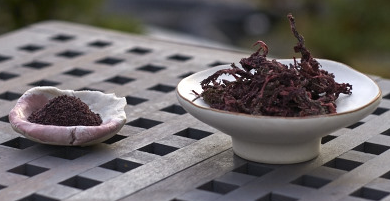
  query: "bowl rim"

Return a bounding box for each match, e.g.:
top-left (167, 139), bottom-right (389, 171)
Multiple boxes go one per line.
top-left (176, 59), bottom-right (382, 120)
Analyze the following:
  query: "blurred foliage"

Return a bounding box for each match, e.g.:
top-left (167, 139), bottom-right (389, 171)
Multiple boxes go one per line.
top-left (256, 0), bottom-right (390, 78)
top-left (0, 0), bottom-right (143, 34)
top-left (0, 0), bottom-right (388, 78)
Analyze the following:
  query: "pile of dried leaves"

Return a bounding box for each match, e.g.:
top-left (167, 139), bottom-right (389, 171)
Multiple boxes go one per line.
top-left (194, 14), bottom-right (352, 117)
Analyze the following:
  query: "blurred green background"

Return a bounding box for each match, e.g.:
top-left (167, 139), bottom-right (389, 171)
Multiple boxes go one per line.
top-left (257, 0), bottom-right (390, 79)
top-left (0, 0), bottom-right (389, 78)
top-left (0, 0), bottom-right (143, 35)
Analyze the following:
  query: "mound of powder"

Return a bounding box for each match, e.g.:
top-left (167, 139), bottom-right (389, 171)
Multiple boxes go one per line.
top-left (28, 95), bottom-right (102, 126)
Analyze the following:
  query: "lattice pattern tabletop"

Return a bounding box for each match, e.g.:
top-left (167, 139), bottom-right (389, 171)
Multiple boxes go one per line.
top-left (1, 21), bottom-right (390, 201)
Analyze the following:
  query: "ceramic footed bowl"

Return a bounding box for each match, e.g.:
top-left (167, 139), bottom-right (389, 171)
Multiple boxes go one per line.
top-left (176, 59), bottom-right (382, 164)
top-left (9, 86), bottom-right (127, 146)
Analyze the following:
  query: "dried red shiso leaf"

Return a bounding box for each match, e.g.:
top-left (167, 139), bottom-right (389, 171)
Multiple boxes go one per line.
top-left (194, 14), bottom-right (352, 117)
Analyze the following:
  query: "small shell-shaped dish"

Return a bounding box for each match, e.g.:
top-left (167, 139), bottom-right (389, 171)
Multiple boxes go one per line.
top-left (9, 86), bottom-right (127, 146)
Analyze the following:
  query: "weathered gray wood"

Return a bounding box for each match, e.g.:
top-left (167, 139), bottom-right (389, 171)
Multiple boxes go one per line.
top-left (0, 20), bottom-right (389, 201)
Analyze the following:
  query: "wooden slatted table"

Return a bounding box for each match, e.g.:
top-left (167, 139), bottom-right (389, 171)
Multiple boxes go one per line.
top-left (1, 21), bottom-right (390, 201)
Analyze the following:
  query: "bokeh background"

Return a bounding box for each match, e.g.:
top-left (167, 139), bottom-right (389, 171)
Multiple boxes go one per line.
top-left (0, 0), bottom-right (389, 78)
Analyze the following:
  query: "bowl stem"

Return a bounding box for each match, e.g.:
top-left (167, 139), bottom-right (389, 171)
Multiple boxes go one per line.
top-left (231, 137), bottom-right (321, 164)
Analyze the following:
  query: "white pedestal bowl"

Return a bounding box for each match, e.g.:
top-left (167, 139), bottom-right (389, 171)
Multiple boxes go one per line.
top-left (176, 59), bottom-right (381, 164)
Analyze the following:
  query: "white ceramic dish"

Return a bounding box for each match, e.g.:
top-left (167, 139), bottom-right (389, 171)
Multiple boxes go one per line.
top-left (9, 87), bottom-right (127, 146)
top-left (176, 59), bottom-right (382, 164)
